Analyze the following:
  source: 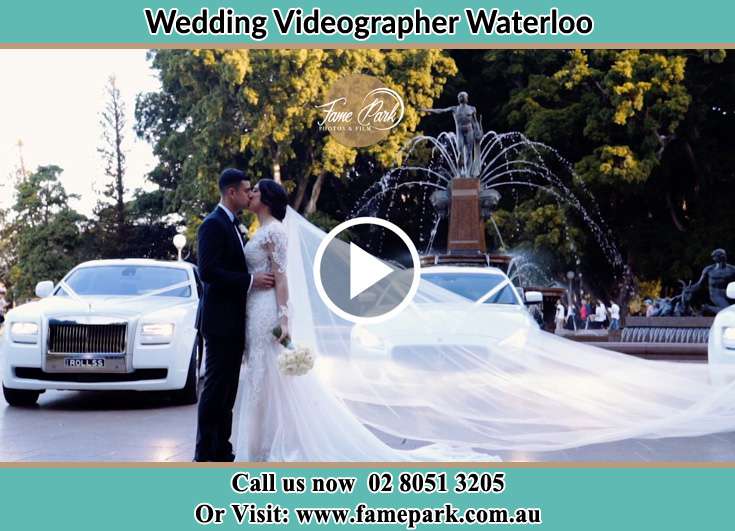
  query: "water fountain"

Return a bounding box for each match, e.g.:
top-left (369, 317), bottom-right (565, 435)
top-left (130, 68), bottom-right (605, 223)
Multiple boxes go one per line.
top-left (350, 91), bottom-right (619, 327)
top-left (352, 91), bottom-right (620, 269)
top-left (349, 91), bottom-right (728, 356)
top-left (612, 249), bottom-right (735, 358)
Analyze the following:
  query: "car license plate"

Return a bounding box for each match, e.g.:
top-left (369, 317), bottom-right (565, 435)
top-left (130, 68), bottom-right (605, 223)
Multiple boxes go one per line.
top-left (64, 358), bottom-right (105, 369)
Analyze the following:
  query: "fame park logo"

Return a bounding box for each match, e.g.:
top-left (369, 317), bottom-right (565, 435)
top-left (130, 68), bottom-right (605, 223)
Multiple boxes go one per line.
top-left (316, 74), bottom-right (404, 148)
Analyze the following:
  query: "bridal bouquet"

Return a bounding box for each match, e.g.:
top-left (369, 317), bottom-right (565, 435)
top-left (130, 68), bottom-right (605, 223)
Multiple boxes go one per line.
top-left (272, 326), bottom-right (315, 376)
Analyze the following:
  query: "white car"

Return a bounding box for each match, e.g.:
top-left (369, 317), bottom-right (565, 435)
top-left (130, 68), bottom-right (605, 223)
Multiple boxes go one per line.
top-left (708, 281), bottom-right (735, 385)
top-left (350, 266), bottom-right (542, 370)
top-left (1, 259), bottom-right (202, 407)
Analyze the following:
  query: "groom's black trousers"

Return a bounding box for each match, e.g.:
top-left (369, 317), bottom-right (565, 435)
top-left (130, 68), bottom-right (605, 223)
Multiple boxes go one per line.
top-left (194, 334), bottom-right (245, 462)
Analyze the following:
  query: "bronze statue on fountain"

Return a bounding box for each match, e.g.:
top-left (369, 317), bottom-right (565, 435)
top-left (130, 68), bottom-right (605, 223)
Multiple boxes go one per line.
top-left (419, 91), bottom-right (565, 328)
top-left (421, 91), bottom-right (483, 178)
top-left (621, 249), bottom-right (734, 357)
top-left (420, 90), bottom-right (506, 263)
top-left (650, 248), bottom-right (735, 317)
top-left (691, 248), bottom-right (735, 315)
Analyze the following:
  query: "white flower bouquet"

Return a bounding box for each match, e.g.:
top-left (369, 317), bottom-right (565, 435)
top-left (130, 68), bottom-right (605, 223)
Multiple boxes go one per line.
top-left (272, 326), bottom-right (315, 376)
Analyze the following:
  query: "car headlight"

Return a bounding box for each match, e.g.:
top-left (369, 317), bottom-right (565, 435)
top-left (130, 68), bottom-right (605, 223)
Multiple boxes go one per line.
top-left (723, 327), bottom-right (735, 349)
top-left (353, 325), bottom-right (386, 350)
top-left (10, 322), bottom-right (39, 344)
top-left (140, 323), bottom-right (175, 345)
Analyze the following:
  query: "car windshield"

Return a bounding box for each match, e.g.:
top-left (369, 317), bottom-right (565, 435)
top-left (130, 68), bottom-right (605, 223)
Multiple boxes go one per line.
top-left (420, 272), bottom-right (519, 305)
top-left (58, 265), bottom-right (191, 297)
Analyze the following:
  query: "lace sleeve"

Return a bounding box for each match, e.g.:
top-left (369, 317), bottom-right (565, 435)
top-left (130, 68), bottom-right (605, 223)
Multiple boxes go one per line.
top-left (263, 223), bottom-right (290, 322)
top-left (263, 223), bottom-right (288, 274)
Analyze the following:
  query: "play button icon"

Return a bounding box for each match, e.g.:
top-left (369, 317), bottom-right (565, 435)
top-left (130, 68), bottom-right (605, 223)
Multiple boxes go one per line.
top-left (350, 242), bottom-right (394, 299)
top-left (314, 217), bottom-right (421, 324)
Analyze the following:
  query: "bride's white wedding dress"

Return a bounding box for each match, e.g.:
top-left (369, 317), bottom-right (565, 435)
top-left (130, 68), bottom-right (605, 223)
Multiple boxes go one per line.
top-left (237, 220), bottom-right (467, 461)
top-left (235, 208), bottom-right (735, 461)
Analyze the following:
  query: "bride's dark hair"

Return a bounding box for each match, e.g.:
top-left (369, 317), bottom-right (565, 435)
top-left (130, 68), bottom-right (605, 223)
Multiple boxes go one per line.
top-left (258, 178), bottom-right (289, 221)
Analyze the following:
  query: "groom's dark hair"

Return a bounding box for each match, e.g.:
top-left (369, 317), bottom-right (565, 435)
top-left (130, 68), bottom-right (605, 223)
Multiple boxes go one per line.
top-left (218, 168), bottom-right (247, 193)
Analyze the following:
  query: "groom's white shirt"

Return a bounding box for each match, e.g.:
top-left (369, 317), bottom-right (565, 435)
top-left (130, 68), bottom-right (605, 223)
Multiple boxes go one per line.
top-left (218, 202), bottom-right (253, 293)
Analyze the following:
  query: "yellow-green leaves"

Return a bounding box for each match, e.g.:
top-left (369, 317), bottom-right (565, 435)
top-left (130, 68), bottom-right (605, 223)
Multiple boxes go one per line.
top-left (138, 49), bottom-right (456, 216)
top-left (595, 145), bottom-right (655, 184)
top-left (553, 49), bottom-right (592, 89)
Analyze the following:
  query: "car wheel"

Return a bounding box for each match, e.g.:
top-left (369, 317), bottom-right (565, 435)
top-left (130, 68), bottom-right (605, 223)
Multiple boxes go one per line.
top-left (3, 385), bottom-right (41, 407)
top-left (172, 338), bottom-right (201, 405)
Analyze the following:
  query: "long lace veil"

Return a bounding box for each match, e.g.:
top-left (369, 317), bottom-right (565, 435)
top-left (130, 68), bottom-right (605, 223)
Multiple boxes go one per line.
top-left (283, 207), bottom-right (735, 453)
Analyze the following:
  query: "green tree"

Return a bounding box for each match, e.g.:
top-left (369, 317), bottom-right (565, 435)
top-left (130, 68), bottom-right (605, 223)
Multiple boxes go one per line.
top-left (0, 140), bottom-right (28, 302)
top-left (94, 75), bottom-right (131, 258)
top-left (0, 205), bottom-right (12, 297)
top-left (5, 165), bottom-right (85, 301)
top-left (470, 49), bottom-right (733, 291)
top-left (491, 200), bottom-right (586, 268)
top-left (125, 189), bottom-right (180, 260)
top-left (135, 49), bottom-right (456, 230)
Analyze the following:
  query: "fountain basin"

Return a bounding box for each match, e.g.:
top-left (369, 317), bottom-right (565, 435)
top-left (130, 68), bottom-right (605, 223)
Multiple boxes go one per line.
top-left (569, 316), bottom-right (713, 362)
top-left (620, 316), bottom-right (713, 344)
top-left (587, 341), bottom-right (707, 361)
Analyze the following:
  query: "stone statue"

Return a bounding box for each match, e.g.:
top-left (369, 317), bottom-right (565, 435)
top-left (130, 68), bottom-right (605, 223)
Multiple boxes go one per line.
top-left (673, 280), bottom-right (697, 317)
top-left (429, 186), bottom-right (501, 220)
top-left (649, 280), bottom-right (698, 317)
top-left (691, 248), bottom-right (735, 314)
top-left (650, 297), bottom-right (675, 317)
top-left (422, 91), bottom-right (483, 177)
top-left (479, 189), bottom-right (501, 219)
top-left (429, 190), bottom-right (449, 218)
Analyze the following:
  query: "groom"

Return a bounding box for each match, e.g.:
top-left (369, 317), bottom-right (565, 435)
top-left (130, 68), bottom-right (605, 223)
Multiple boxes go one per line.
top-left (194, 168), bottom-right (275, 462)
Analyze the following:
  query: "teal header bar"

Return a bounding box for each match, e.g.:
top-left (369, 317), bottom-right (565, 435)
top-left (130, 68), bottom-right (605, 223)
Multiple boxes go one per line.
top-left (1, 466), bottom-right (733, 530)
top-left (0, 1), bottom-right (733, 45)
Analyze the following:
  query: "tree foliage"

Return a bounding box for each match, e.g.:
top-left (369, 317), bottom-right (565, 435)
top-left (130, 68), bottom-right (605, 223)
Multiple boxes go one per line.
top-left (135, 49), bottom-right (457, 228)
top-left (3, 166), bottom-right (85, 301)
top-left (94, 75), bottom-right (132, 258)
top-left (459, 49), bottom-right (734, 294)
top-left (2, 49), bottom-right (732, 304)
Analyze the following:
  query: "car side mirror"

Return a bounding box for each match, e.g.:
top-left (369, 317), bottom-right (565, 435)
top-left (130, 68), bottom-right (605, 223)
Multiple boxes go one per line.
top-left (35, 281), bottom-right (54, 298)
top-left (727, 282), bottom-right (735, 300)
top-left (524, 291), bottom-right (543, 304)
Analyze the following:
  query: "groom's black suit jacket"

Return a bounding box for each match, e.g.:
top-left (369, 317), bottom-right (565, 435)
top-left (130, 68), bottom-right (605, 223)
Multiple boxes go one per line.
top-left (196, 206), bottom-right (251, 346)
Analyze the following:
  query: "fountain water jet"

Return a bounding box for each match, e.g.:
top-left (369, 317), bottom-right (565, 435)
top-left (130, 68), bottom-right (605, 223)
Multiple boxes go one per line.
top-left (351, 91), bottom-right (622, 282)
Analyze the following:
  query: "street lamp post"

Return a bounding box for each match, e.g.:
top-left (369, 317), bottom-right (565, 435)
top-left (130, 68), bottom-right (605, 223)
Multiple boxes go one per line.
top-left (566, 270), bottom-right (575, 306)
top-left (173, 234), bottom-right (187, 262)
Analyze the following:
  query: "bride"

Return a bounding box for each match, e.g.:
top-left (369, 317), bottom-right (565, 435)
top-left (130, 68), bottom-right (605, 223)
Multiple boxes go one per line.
top-left (237, 179), bottom-right (447, 461)
top-left (237, 179), bottom-right (735, 462)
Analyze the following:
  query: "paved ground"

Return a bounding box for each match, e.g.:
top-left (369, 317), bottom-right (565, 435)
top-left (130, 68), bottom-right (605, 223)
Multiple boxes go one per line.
top-left (0, 389), bottom-right (197, 461)
top-left (3, 381), bottom-right (735, 462)
top-left (0, 319), bottom-right (731, 463)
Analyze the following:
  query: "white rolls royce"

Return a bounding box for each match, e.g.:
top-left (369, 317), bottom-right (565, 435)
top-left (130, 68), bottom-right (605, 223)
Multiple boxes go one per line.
top-left (349, 266), bottom-right (542, 371)
top-left (1, 258), bottom-right (203, 407)
top-left (708, 281), bottom-right (735, 385)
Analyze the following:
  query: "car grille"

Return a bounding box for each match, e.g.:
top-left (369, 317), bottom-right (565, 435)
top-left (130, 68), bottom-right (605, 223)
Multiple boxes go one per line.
top-left (15, 367), bottom-right (166, 382)
top-left (48, 322), bottom-right (127, 354)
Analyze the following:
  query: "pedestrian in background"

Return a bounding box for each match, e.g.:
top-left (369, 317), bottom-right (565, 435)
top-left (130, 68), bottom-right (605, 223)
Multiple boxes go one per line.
top-left (608, 300), bottom-right (621, 330)
top-left (555, 300), bottom-right (566, 333)
top-left (595, 300), bottom-right (608, 329)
